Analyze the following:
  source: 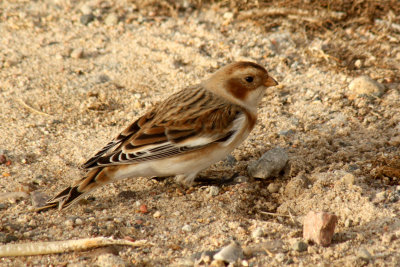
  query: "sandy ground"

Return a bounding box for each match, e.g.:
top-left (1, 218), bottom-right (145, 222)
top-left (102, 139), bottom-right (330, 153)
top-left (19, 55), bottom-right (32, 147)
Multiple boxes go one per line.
top-left (1, 0), bottom-right (400, 266)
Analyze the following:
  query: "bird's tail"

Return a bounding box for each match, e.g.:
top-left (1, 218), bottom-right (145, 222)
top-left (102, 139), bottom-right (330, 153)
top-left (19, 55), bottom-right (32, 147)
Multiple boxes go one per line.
top-left (37, 167), bottom-right (111, 212)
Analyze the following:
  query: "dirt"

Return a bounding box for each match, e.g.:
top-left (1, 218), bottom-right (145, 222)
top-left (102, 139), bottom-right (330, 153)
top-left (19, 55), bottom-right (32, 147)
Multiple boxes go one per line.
top-left (1, 0), bottom-right (399, 266)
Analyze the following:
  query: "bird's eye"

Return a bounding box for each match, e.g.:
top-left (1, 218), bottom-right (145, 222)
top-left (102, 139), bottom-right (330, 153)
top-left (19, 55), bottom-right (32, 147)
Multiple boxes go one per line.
top-left (245, 76), bottom-right (254, 83)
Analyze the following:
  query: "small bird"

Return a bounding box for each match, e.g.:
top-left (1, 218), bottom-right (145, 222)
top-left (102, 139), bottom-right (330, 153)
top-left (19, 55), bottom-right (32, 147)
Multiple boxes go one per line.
top-left (39, 61), bottom-right (278, 211)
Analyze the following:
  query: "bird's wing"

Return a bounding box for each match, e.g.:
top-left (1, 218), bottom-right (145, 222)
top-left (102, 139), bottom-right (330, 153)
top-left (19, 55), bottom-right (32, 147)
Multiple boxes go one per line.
top-left (82, 86), bottom-right (245, 169)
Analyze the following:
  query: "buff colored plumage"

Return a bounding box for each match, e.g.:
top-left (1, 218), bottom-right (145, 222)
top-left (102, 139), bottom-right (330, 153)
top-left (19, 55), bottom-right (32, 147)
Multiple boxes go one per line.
top-left (39, 61), bottom-right (278, 211)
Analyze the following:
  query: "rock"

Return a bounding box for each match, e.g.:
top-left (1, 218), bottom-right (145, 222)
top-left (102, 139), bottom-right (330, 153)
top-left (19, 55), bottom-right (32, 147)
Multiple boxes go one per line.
top-left (213, 241), bottom-right (243, 263)
top-left (267, 182), bottom-right (280, 193)
top-left (80, 4), bottom-right (93, 15)
top-left (303, 211), bottom-right (338, 247)
top-left (357, 247), bottom-right (372, 262)
top-left (182, 224), bottom-right (192, 232)
top-left (292, 241), bottom-right (308, 252)
top-left (80, 14), bottom-right (95, 25)
top-left (153, 211), bottom-right (161, 218)
top-left (247, 147), bottom-right (288, 179)
top-left (105, 13), bottom-right (119, 26)
top-left (224, 155), bottom-right (237, 166)
top-left (354, 59), bottom-right (363, 69)
top-left (348, 76), bottom-right (385, 98)
top-left (139, 204), bottom-right (148, 213)
top-left (70, 48), bottom-right (84, 59)
top-left (223, 12), bottom-right (234, 20)
top-left (96, 253), bottom-right (127, 267)
top-left (251, 227), bottom-right (264, 238)
top-left (233, 176), bottom-right (249, 183)
top-left (0, 154), bottom-right (6, 164)
top-left (96, 74), bottom-right (110, 84)
top-left (30, 191), bottom-right (49, 207)
top-left (75, 218), bottom-right (83, 225)
top-left (208, 186), bottom-right (220, 196)
top-left (374, 191), bottom-right (386, 203)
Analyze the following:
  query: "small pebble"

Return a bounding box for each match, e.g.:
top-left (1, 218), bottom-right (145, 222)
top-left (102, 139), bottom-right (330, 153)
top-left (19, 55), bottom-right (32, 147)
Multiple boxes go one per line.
top-left (354, 59), bottom-right (362, 68)
top-left (182, 224), bottom-right (192, 232)
top-left (275, 253), bottom-right (285, 262)
top-left (374, 191), bottom-right (386, 203)
top-left (75, 218), bottom-right (83, 225)
top-left (80, 14), bottom-right (95, 25)
top-left (348, 76), bottom-right (385, 98)
top-left (357, 247), bottom-right (372, 262)
top-left (105, 13), bottom-right (119, 26)
top-left (80, 4), bottom-right (93, 15)
top-left (247, 147), bottom-right (288, 179)
top-left (139, 204), bottom-right (148, 213)
top-left (233, 176), bottom-right (249, 183)
top-left (153, 211), bottom-right (161, 218)
top-left (30, 191), bottom-right (49, 207)
top-left (292, 241), bottom-right (308, 252)
top-left (213, 241), bottom-right (243, 263)
top-left (96, 74), bottom-right (110, 84)
top-left (64, 219), bottom-right (74, 227)
top-left (224, 155), bottom-right (237, 166)
top-left (303, 211), bottom-right (338, 247)
top-left (71, 48), bottom-right (84, 59)
top-left (0, 154), bottom-right (6, 164)
top-left (208, 186), bottom-right (220, 196)
top-left (267, 182), bottom-right (280, 193)
top-left (251, 227), bottom-right (264, 238)
top-left (96, 253), bottom-right (127, 267)
top-left (223, 12), bottom-right (234, 20)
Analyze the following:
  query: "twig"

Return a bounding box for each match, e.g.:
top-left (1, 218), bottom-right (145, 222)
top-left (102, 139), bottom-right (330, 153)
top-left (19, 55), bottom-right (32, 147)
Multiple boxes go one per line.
top-left (17, 98), bottom-right (52, 117)
top-left (0, 237), bottom-right (151, 257)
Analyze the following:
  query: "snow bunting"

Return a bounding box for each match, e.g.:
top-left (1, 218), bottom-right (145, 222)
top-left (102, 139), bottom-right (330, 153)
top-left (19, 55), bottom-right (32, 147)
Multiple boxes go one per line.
top-left (39, 61), bottom-right (278, 211)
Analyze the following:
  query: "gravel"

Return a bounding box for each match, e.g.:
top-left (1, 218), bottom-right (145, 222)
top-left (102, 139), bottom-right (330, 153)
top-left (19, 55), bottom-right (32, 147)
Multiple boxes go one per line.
top-left (0, 0), bottom-right (399, 266)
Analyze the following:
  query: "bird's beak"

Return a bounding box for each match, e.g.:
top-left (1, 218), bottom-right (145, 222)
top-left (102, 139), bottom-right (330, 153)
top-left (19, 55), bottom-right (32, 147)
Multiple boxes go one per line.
top-left (264, 76), bottom-right (278, 87)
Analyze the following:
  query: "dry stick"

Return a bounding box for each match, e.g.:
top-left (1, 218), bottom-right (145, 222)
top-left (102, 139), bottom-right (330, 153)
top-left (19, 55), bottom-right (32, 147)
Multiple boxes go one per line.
top-left (0, 237), bottom-right (150, 257)
top-left (17, 98), bottom-right (52, 117)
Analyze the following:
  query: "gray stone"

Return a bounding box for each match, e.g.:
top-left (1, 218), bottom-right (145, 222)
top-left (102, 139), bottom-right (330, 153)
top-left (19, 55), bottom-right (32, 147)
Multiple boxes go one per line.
top-left (30, 191), bottom-right (49, 207)
top-left (247, 147), bottom-right (288, 179)
top-left (224, 155), bottom-right (237, 166)
top-left (213, 241), bottom-right (243, 263)
top-left (292, 241), bottom-right (308, 252)
top-left (80, 14), bottom-right (95, 25)
top-left (208, 186), bottom-right (220, 196)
